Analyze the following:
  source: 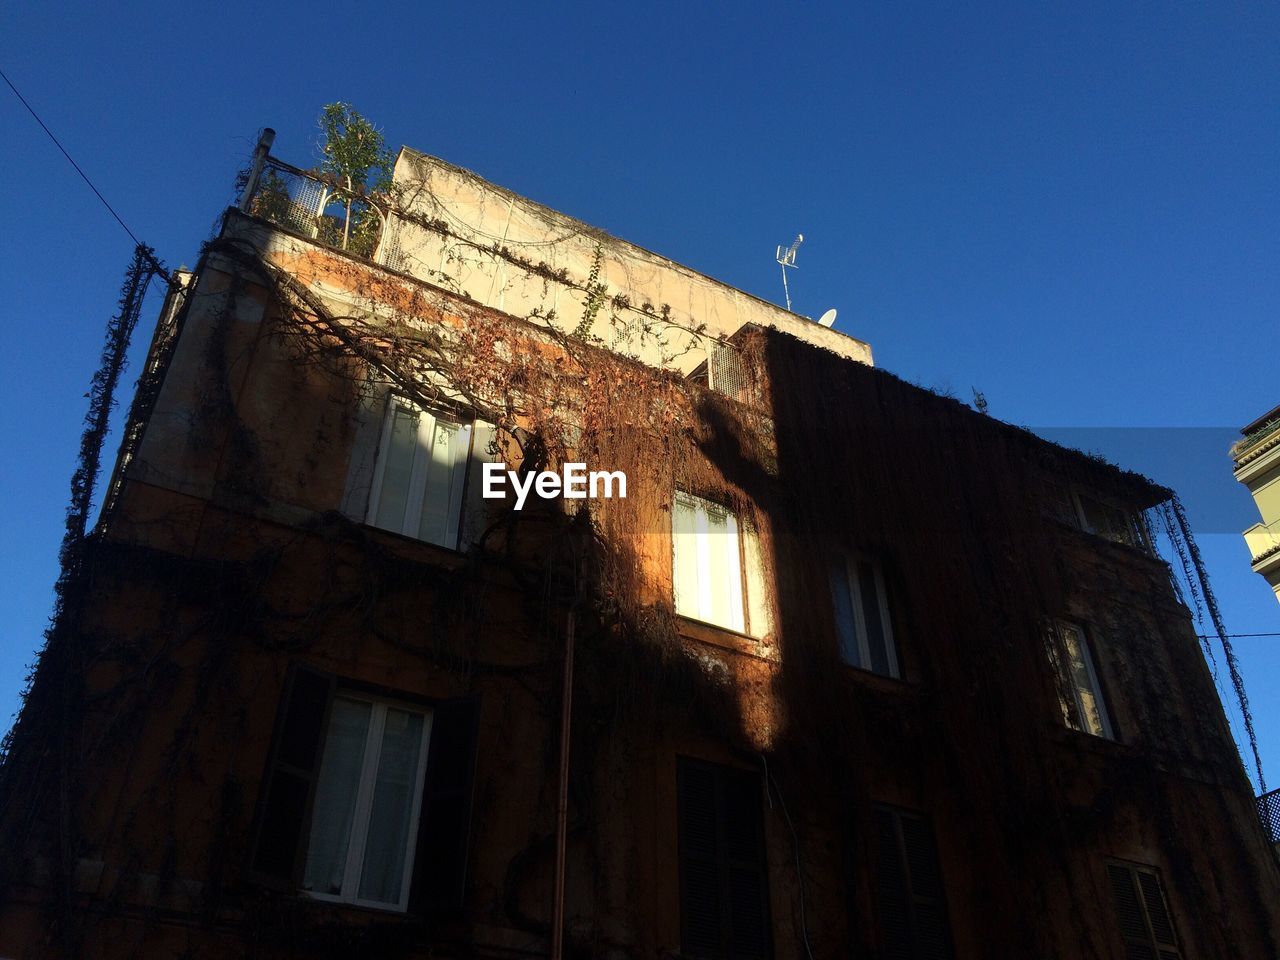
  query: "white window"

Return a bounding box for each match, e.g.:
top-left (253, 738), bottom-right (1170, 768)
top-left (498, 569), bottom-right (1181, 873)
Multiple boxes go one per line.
top-left (1047, 621), bottom-right (1114, 739)
top-left (830, 556), bottom-right (899, 678)
top-left (672, 492), bottom-right (772, 636)
top-left (673, 493), bottom-right (745, 632)
top-left (302, 695), bottom-right (433, 911)
top-left (366, 397), bottom-right (495, 549)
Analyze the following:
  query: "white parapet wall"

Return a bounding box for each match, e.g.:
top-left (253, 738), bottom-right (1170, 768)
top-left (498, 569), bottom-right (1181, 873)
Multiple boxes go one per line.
top-left (377, 148), bottom-right (873, 375)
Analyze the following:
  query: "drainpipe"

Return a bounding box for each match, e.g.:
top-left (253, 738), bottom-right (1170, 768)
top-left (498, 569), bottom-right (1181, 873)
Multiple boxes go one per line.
top-left (237, 127), bottom-right (276, 214)
top-left (551, 605), bottom-right (576, 960)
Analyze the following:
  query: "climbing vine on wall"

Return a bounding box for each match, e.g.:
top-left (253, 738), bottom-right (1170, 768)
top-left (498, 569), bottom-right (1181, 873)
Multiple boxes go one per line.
top-left (1156, 496), bottom-right (1266, 792)
top-left (0, 243), bottom-right (165, 956)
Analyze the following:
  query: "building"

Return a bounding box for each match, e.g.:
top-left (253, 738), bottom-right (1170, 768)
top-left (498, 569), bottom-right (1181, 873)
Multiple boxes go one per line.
top-left (1, 129), bottom-right (1278, 959)
top-left (1233, 404), bottom-right (1280, 606)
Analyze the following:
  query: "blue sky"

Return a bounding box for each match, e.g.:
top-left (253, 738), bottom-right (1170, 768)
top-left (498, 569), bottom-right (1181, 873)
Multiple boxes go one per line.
top-left (1, 2), bottom-right (1276, 788)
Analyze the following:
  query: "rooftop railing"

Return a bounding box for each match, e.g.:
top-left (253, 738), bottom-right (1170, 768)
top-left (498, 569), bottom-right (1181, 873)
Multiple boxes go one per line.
top-left (1233, 414), bottom-right (1280, 463)
top-left (1259, 788), bottom-right (1280, 846)
top-left (240, 148), bottom-right (389, 262)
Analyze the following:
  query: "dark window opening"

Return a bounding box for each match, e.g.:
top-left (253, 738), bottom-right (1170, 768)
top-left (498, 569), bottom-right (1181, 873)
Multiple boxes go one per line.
top-left (873, 805), bottom-right (953, 960)
top-left (677, 757), bottom-right (773, 959)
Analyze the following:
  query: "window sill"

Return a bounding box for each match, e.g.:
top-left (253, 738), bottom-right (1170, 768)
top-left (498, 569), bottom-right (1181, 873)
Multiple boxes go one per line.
top-left (358, 522), bottom-right (469, 566)
top-left (1045, 518), bottom-right (1161, 566)
top-left (840, 662), bottom-right (910, 689)
top-left (248, 883), bottom-right (428, 921)
top-left (676, 616), bottom-right (774, 659)
top-left (1049, 724), bottom-right (1136, 758)
top-left (300, 891), bottom-right (414, 917)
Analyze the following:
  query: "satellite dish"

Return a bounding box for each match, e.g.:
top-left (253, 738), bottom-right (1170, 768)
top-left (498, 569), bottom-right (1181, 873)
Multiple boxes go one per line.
top-left (817, 308), bottom-right (838, 328)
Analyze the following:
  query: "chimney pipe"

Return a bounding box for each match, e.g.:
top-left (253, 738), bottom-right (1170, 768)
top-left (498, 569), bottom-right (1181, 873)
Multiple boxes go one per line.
top-left (238, 127), bottom-right (276, 214)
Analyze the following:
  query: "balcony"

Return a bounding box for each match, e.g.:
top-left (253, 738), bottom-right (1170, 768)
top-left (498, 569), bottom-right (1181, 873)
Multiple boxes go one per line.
top-left (242, 156), bottom-right (390, 262)
top-left (1232, 406), bottom-right (1280, 471)
top-left (1242, 411), bottom-right (1280, 453)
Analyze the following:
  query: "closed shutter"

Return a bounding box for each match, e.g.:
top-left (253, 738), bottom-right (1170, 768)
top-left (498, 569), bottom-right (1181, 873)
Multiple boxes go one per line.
top-left (250, 663), bottom-right (336, 887)
top-left (460, 419), bottom-right (499, 550)
top-left (1107, 862), bottom-right (1181, 960)
top-left (1040, 479), bottom-right (1081, 527)
top-left (1137, 872), bottom-right (1179, 958)
top-left (872, 806), bottom-right (953, 960)
top-left (679, 760), bottom-right (723, 954)
top-left (410, 695), bottom-right (481, 914)
top-left (874, 808), bottom-right (914, 960)
top-left (741, 523), bottom-right (772, 640)
top-left (677, 757), bottom-right (772, 959)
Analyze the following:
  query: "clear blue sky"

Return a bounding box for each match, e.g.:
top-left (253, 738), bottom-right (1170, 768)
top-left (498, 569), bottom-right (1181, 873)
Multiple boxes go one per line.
top-left (1, 2), bottom-right (1276, 788)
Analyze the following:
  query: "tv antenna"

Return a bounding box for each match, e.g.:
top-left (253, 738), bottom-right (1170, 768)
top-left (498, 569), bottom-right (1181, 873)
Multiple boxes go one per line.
top-left (775, 234), bottom-right (803, 311)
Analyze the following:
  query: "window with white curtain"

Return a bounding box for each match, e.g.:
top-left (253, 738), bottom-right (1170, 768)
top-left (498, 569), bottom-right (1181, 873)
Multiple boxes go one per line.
top-left (830, 555), bottom-right (900, 678)
top-left (366, 397), bottom-right (496, 550)
top-left (672, 491), bottom-right (772, 636)
top-left (1047, 620), bottom-right (1114, 739)
top-left (302, 695), bottom-right (433, 911)
top-left (673, 492), bottom-right (743, 632)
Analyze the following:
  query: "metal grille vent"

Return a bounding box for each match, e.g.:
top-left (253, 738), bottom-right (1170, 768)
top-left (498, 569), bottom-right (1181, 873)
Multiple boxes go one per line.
top-left (379, 217), bottom-right (410, 273)
top-left (709, 343), bottom-right (752, 403)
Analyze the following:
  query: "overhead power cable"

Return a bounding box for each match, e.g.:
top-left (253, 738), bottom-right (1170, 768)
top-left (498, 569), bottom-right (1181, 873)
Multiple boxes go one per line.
top-left (1196, 632), bottom-right (1280, 639)
top-left (1, 66), bottom-right (169, 281)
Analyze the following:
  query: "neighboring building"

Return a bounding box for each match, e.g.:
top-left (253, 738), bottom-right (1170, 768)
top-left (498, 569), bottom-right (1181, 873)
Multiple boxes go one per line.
top-left (1233, 404), bottom-right (1280, 605)
top-left (1, 131), bottom-right (1278, 959)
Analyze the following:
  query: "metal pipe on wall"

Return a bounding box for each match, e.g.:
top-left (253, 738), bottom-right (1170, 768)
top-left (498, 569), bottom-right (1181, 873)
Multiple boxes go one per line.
top-left (551, 606), bottom-right (575, 960)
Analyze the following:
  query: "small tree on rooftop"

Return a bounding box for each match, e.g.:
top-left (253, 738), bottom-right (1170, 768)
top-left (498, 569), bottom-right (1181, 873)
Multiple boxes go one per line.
top-left (317, 103), bottom-right (393, 252)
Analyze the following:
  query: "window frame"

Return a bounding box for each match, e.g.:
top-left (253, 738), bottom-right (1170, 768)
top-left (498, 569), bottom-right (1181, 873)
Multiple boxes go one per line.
top-left (365, 394), bottom-right (475, 550)
top-left (249, 664), bottom-right (481, 917)
top-left (1041, 479), bottom-right (1151, 553)
top-left (1073, 491), bottom-right (1151, 551)
top-left (672, 491), bottom-right (749, 635)
top-left (1047, 619), bottom-right (1115, 740)
top-left (830, 554), bottom-right (900, 679)
top-left (301, 693), bottom-right (434, 913)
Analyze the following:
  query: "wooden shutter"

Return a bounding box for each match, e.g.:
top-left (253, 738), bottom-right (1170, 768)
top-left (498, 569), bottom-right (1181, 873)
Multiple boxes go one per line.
top-left (677, 757), bottom-right (772, 959)
top-left (410, 695), bottom-right (481, 914)
top-left (741, 523), bottom-right (772, 640)
top-left (1137, 872), bottom-right (1179, 956)
top-left (249, 663), bottom-right (335, 888)
top-left (874, 807), bottom-right (915, 960)
top-left (678, 760), bottom-right (723, 954)
top-left (872, 806), bottom-right (953, 960)
top-left (1040, 479), bottom-right (1081, 527)
top-left (1107, 862), bottom-right (1181, 960)
top-left (460, 419), bottom-right (499, 550)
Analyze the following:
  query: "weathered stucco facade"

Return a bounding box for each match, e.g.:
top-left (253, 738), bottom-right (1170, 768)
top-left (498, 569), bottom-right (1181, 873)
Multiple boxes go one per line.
top-left (1, 138), bottom-right (1277, 959)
